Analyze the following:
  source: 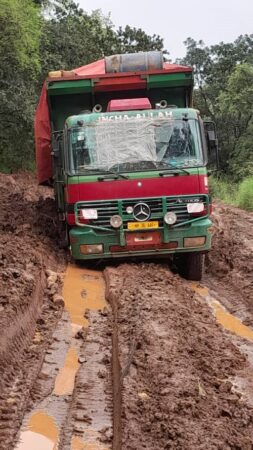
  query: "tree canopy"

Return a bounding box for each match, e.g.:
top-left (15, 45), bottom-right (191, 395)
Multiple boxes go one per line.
top-left (0, 0), bottom-right (41, 170)
top-left (0, 0), bottom-right (252, 181)
top-left (0, 0), bottom-right (166, 170)
top-left (180, 36), bottom-right (253, 178)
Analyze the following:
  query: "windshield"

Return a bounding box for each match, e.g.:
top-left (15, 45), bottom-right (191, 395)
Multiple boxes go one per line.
top-left (68, 115), bottom-right (204, 175)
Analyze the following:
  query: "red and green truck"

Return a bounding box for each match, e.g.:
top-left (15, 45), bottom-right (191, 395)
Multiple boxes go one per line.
top-left (35, 51), bottom-right (218, 280)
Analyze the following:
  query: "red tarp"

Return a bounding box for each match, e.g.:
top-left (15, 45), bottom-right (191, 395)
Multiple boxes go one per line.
top-left (35, 59), bottom-right (191, 184)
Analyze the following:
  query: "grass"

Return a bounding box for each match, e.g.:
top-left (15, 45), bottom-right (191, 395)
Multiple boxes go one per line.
top-left (209, 176), bottom-right (253, 212)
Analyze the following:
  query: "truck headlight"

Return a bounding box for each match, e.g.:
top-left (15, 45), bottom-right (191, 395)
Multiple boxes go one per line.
top-left (184, 237), bottom-right (206, 247)
top-left (187, 202), bottom-right (204, 213)
top-left (81, 208), bottom-right (98, 219)
top-left (164, 212), bottom-right (177, 225)
top-left (110, 215), bottom-right (123, 228)
top-left (80, 244), bottom-right (103, 254)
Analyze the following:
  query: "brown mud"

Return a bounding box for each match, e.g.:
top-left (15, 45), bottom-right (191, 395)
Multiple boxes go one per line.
top-left (0, 173), bottom-right (66, 449)
top-left (106, 264), bottom-right (253, 449)
top-left (0, 173), bottom-right (253, 450)
top-left (205, 202), bottom-right (253, 323)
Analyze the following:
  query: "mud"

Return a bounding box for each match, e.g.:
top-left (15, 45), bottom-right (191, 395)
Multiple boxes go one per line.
top-left (0, 173), bottom-right (65, 449)
top-left (205, 202), bottom-right (253, 322)
top-left (106, 264), bottom-right (253, 450)
top-left (1, 173), bottom-right (253, 450)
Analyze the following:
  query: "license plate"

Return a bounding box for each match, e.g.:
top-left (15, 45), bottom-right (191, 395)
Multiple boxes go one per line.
top-left (127, 221), bottom-right (159, 230)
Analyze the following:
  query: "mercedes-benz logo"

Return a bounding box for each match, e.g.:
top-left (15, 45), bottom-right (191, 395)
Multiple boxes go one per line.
top-left (133, 202), bottom-right (151, 222)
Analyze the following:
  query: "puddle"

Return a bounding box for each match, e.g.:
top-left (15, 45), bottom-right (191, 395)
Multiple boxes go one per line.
top-left (71, 434), bottom-right (109, 450)
top-left (53, 347), bottom-right (79, 396)
top-left (191, 283), bottom-right (253, 341)
top-left (211, 300), bottom-right (253, 340)
top-left (15, 265), bottom-right (108, 450)
top-left (63, 265), bottom-right (106, 330)
top-left (15, 411), bottom-right (59, 450)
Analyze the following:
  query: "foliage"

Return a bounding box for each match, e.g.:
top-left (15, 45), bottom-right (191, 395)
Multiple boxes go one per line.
top-left (215, 64), bottom-right (253, 179)
top-left (0, 0), bottom-right (167, 171)
top-left (115, 25), bottom-right (166, 55)
top-left (180, 36), bottom-right (253, 180)
top-left (0, 0), bottom-right (42, 170)
top-left (209, 176), bottom-right (237, 205)
top-left (181, 35), bottom-right (253, 116)
top-left (0, 0), bottom-right (252, 185)
top-left (236, 177), bottom-right (253, 211)
top-left (0, 0), bottom-right (41, 76)
top-left (40, 8), bottom-right (117, 78)
top-left (39, 2), bottom-right (167, 81)
top-left (209, 176), bottom-right (253, 211)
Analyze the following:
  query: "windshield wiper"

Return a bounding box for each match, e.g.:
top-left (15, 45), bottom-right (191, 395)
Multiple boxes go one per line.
top-left (156, 161), bottom-right (190, 175)
top-left (83, 168), bottom-right (129, 180)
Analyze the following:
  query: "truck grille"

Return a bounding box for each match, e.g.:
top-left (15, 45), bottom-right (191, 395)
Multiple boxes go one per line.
top-left (76, 195), bottom-right (208, 228)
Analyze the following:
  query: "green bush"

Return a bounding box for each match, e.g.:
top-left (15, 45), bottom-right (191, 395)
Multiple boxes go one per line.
top-left (209, 176), bottom-right (253, 211)
top-left (236, 177), bottom-right (253, 211)
top-left (209, 177), bottom-right (236, 205)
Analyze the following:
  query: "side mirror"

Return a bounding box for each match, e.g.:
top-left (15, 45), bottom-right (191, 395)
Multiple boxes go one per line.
top-left (52, 131), bottom-right (63, 167)
top-left (204, 121), bottom-right (219, 170)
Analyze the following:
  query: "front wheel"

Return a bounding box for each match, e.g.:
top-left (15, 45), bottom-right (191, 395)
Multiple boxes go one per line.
top-left (175, 252), bottom-right (204, 281)
top-left (58, 222), bottom-right (70, 249)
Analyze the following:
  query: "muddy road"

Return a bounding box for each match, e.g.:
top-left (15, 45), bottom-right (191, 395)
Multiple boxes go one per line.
top-left (0, 173), bottom-right (253, 450)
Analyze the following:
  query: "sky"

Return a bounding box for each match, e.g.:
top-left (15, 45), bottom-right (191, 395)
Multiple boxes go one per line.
top-left (78, 0), bottom-right (253, 61)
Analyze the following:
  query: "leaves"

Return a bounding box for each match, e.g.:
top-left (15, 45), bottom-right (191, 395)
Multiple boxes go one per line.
top-left (181, 37), bottom-right (253, 180)
top-left (1, 0), bottom-right (252, 179)
top-left (0, 0), bottom-right (41, 78)
top-left (0, 0), bottom-right (42, 170)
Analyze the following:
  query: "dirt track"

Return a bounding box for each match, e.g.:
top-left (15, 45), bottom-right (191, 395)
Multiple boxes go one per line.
top-left (0, 173), bottom-right (253, 450)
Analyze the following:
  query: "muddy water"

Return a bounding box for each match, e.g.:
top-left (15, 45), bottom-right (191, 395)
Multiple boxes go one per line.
top-left (64, 265), bottom-right (106, 331)
top-left (14, 264), bottom-right (109, 450)
top-left (53, 347), bottom-right (79, 396)
top-left (71, 434), bottom-right (109, 450)
top-left (191, 282), bottom-right (253, 340)
top-left (15, 412), bottom-right (59, 450)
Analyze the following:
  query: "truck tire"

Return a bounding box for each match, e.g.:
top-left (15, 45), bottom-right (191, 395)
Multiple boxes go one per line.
top-left (175, 252), bottom-right (204, 281)
top-left (58, 223), bottom-right (70, 249)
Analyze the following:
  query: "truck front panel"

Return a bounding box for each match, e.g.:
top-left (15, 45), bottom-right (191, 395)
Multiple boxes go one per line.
top-left (66, 170), bottom-right (212, 260)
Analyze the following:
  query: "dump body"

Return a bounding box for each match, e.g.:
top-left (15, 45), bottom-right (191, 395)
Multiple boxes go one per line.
top-left (35, 57), bottom-right (193, 184)
top-left (35, 52), bottom-right (213, 280)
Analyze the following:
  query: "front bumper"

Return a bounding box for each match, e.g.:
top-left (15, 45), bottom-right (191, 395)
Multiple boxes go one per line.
top-left (70, 218), bottom-right (213, 260)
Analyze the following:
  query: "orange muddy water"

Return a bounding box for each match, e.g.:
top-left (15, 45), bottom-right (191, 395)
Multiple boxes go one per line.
top-left (15, 411), bottom-right (59, 450)
top-left (191, 283), bottom-right (253, 341)
top-left (71, 434), bottom-right (109, 450)
top-left (64, 264), bottom-right (106, 329)
top-left (53, 347), bottom-right (79, 396)
top-left (15, 264), bottom-right (108, 450)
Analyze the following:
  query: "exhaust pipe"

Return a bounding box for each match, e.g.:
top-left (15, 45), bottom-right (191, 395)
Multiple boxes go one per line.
top-left (93, 104), bottom-right (103, 113)
top-left (159, 100), bottom-right (168, 109)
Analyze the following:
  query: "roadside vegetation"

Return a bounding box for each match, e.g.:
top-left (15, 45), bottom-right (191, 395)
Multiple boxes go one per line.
top-left (0, 0), bottom-right (252, 210)
top-left (210, 176), bottom-right (253, 211)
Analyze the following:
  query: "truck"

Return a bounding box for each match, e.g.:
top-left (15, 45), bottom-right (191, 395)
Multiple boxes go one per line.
top-left (35, 51), bottom-right (218, 280)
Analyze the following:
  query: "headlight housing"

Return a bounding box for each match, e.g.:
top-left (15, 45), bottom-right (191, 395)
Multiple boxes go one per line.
top-left (164, 211), bottom-right (177, 225)
top-left (80, 208), bottom-right (98, 219)
top-left (110, 215), bottom-right (123, 229)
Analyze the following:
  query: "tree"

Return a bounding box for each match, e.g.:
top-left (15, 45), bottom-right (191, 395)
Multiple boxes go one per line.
top-left (216, 63), bottom-right (253, 179)
top-left (40, 1), bottom-right (167, 79)
top-left (40, 4), bottom-right (120, 78)
top-left (0, 0), bottom-right (168, 171)
top-left (0, 0), bottom-right (42, 170)
top-left (180, 36), bottom-right (253, 179)
top-left (115, 25), bottom-right (167, 55)
top-left (180, 35), bottom-right (253, 118)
